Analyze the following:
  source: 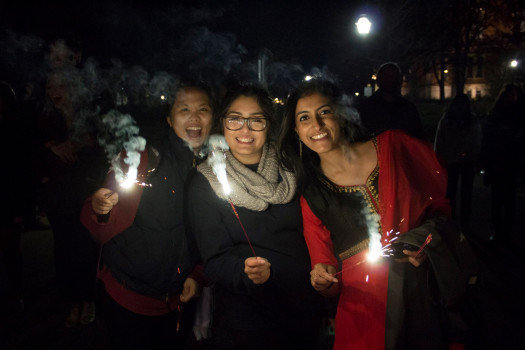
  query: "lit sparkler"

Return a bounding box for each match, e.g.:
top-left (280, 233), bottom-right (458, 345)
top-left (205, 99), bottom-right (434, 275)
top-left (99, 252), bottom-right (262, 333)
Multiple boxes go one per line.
top-left (204, 135), bottom-right (256, 257)
top-left (98, 110), bottom-right (151, 192)
top-left (334, 231), bottom-right (431, 279)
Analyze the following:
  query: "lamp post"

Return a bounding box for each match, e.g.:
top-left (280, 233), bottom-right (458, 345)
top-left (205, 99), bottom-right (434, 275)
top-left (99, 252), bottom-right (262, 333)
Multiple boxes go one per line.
top-left (354, 14), bottom-right (372, 97)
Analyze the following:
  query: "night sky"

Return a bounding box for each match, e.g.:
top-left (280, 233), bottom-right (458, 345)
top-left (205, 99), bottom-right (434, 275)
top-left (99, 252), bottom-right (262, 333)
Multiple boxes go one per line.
top-left (0, 0), bottom-right (376, 78)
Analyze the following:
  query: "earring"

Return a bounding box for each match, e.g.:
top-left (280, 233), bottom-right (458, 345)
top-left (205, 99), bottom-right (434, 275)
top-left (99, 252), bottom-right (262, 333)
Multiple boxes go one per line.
top-left (299, 139), bottom-right (303, 159)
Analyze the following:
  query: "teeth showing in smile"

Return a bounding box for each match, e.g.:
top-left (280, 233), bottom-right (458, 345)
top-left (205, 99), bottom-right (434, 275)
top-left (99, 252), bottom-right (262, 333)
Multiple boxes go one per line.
top-left (236, 137), bottom-right (254, 143)
top-left (311, 132), bottom-right (327, 140)
top-left (186, 126), bottom-right (202, 138)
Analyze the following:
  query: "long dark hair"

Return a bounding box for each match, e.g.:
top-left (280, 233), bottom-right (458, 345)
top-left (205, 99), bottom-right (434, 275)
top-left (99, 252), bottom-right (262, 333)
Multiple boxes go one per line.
top-left (215, 84), bottom-right (275, 138)
top-left (277, 79), bottom-right (370, 192)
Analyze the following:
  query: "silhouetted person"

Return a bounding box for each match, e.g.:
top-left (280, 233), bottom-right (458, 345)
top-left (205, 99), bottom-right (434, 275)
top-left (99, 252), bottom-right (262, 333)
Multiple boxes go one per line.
top-left (34, 68), bottom-right (106, 327)
top-left (435, 93), bottom-right (482, 231)
top-left (481, 84), bottom-right (525, 243)
top-left (358, 62), bottom-right (426, 140)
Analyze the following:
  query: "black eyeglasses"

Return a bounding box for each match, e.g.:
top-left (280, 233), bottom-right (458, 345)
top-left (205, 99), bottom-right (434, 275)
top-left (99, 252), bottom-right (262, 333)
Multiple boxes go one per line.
top-left (224, 117), bottom-right (268, 131)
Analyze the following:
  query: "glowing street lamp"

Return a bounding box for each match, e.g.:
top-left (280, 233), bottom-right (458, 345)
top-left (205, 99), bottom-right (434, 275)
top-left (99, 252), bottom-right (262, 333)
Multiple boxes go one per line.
top-left (304, 75), bottom-right (313, 81)
top-left (510, 59), bottom-right (519, 68)
top-left (355, 15), bottom-right (372, 35)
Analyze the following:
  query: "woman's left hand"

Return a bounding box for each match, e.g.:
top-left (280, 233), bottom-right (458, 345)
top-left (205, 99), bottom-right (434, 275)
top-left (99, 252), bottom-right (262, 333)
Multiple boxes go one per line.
top-left (395, 250), bottom-right (427, 267)
top-left (180, 277), bottom-right (200, 302)
top-left (244, 257), bottom-right (271, 284)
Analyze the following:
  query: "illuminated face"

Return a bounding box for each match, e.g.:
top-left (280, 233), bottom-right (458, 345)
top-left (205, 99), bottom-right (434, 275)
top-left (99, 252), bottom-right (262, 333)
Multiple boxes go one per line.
top-left (294, 93), bottom-right (343, 156)
top-left (167, 87), bottom-right (213, 150)
top-left (223, 95), bottom-right (268, 164)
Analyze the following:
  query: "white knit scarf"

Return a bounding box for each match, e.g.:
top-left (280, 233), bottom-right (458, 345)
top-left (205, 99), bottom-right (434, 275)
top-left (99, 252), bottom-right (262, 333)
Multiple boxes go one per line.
top-left (197, 144), bottom-right (297, 211)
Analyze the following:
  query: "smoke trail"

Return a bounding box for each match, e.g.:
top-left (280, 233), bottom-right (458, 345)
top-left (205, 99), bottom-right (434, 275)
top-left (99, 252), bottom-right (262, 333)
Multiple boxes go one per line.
top-left (199, 134), bottom-right (230, 195)
top-left (98, 110), bottom-right (146, 188)
top-left (336, 92), bottom-right (381, 261)
top-left (363, 208), bottom-right (382, 262)
top-left (337, 93), bottom-right (362, 126)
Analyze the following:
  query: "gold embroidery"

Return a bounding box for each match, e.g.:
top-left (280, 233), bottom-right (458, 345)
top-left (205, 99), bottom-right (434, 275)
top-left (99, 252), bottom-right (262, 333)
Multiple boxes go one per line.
top-left (320, 137), bottom-right (383, 260)
top-left (339, 238), bottom-right (370, 260)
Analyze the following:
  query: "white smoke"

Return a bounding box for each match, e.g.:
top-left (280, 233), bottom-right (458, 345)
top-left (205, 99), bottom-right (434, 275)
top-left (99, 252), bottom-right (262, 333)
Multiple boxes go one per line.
top-left (98, 110), bottom-right (146, 188)
top-left (364, 208), bottom-right (382, 262)
top-left (200, 134), bottom-right (231, 195)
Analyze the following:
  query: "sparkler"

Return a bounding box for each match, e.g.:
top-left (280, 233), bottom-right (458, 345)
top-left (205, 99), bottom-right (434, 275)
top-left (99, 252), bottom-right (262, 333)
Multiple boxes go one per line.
top-left (98, 110), bottom-right (149, 193)
top-left (414, 234), bottom-right (432, 258)
top-left (333, 231), bottom-right (432, 278)
top-left (204, 135), bottom-right (256, 257)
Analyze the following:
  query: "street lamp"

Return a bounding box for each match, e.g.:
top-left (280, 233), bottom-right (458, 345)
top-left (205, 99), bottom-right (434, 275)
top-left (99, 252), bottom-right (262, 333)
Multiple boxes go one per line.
top-left (510, 59), bottom-right (519, 68)
top-left (355, 15), bottom-right (372, 35)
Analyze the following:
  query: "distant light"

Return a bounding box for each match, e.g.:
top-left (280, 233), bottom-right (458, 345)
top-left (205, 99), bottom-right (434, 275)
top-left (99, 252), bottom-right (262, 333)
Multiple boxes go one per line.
top-left (371, 74), bottom-right (377, 80)
top-left (510, 60), bottom-right (519, 68)
top-left (356, 15), bottom-right (372, 35)
top-left (160, 95), bottom-right (166, 100)
top-left (354, 92), bottom-right (360, 96)
top-left (443, 69), bottom-right (449, 74)
top-left (304, 75), bottom-right (313, 81)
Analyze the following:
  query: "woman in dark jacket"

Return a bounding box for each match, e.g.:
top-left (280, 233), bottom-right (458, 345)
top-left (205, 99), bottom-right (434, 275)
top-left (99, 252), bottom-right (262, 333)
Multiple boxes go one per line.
top-left (81, 81), bottom-right (214, 349)
top-left (188, 85), bottom-right (322, 350)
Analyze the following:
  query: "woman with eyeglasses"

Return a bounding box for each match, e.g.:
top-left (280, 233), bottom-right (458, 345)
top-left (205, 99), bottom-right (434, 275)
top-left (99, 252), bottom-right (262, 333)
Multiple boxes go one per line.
top-left (187, 85), bottom-right (322, 350)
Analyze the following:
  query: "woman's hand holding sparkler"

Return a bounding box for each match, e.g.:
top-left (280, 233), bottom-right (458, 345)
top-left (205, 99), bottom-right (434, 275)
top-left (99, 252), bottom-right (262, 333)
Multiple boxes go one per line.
top-left (244, 257), bottom-right (271, 284)
top-left (180, 277), bottom-right (200, 302)
top-left (394, 233), bottom-right (432, 267)
top-left (394, 250), bottom-right (428, 267)
top-left (92, 188), bottom-right (119, 215)
top-left (310, 263), bottom-right (339, 297)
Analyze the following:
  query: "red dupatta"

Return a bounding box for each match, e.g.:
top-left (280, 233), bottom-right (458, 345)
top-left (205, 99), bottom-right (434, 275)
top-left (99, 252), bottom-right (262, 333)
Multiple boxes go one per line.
top-left (377, 130), bottom-right (450, 239)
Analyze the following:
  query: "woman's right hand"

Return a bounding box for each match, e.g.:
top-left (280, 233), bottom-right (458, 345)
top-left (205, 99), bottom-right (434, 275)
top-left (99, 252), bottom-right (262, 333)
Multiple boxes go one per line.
top-left (310, 263), bottom-right (339, 296)
top-left (92, 188), bottom-right (119, 214)
top-left (244, 257), bottom-right (271, 284)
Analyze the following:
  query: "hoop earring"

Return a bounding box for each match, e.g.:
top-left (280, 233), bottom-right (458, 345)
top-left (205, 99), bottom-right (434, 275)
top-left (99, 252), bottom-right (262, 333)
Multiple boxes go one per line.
top-left (299, 140), bottom-right (303, 159)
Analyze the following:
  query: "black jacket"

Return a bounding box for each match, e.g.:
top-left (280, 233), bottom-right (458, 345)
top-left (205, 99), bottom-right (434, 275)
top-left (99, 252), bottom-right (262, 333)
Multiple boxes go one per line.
top-left (102, 130), bottom-right (200, 297)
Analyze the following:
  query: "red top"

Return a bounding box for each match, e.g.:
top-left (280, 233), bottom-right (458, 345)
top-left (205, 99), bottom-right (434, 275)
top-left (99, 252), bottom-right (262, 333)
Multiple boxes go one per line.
top-left (302, 130), bottom-right (451, 350)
